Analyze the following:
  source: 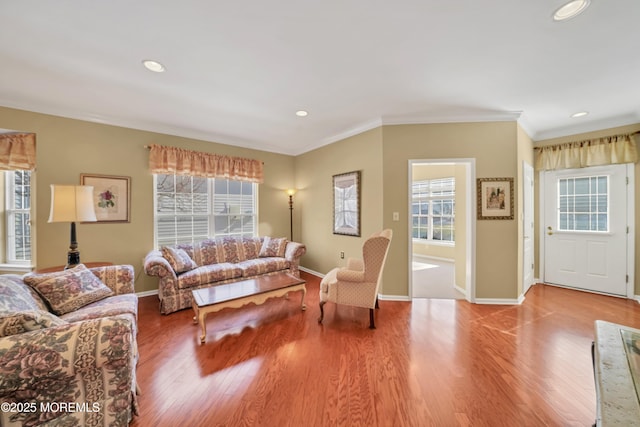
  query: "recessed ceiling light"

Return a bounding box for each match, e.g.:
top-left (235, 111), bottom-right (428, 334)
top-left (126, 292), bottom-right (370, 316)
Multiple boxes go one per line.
top-left (553, 0), bottom-right (591, 21)
top-left (571, 111), bottom-right (589, 118)
top-left (295, 110), bottom-right (308, 117)
top-left (142, 59), bottom-right (166, 73)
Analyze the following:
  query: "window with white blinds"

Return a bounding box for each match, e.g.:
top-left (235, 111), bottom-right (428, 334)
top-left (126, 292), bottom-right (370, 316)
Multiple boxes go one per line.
top-left (154, 174), bottom-right (257, 247)
top-left (5, 170), bottom-right (31, 263)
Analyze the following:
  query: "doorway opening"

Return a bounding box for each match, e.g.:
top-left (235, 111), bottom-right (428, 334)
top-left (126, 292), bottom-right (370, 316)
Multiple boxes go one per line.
top-left (408, 159), bottom-right (475, 301)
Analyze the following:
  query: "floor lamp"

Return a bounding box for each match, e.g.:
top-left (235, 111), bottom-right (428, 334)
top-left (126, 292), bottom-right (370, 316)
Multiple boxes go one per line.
top-left (48, 185), bottom-right (97, 269)
top-left (287, 189), bottom-right (296, 241)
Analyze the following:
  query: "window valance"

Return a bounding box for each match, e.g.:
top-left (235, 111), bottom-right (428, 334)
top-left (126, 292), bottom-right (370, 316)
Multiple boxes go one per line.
top-left (0, 132), bottom-right (36, 171)
top-left (534, 133), bottom-right (638, 171)
top-left (148, 144), bottom-right (264, 183)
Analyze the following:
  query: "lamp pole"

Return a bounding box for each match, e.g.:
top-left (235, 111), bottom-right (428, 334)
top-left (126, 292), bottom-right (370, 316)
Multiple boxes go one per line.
top-left (287, 189), bottom-right (295, 241)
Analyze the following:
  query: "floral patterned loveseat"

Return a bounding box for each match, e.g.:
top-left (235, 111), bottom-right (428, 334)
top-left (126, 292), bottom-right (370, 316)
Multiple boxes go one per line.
top-left (0, 264), bottom-right (138, 427)
top-left (144, 236), bottom-right (306, 314)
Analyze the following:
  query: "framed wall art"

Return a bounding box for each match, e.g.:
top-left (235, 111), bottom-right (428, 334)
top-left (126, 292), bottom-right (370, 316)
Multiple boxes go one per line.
top-left (80, 174), bottom-right (131, 223)
top-left (477, 177), bottom-right (514, 220)
top-left (333, 171), bottom-right (361, 236)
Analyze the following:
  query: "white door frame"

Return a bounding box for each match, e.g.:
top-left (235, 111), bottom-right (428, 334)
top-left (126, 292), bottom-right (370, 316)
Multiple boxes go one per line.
top-left (407, 158), bottom-right (476, 302)
top-left (523, 161), bottom-right (534, 294)
top-left (538, 163), bottom-right (635, 298)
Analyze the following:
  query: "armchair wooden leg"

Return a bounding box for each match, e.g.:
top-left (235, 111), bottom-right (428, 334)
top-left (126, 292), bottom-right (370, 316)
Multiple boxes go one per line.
top-left (375, 297), bottom-right (379, 309)
top-left (318, 301), bottom-right (326, 323)
top-left (369, 308), bottom-right (376, 329)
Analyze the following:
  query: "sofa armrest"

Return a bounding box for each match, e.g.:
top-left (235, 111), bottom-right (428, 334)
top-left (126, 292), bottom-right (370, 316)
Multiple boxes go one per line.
top-left (144, 250), bottom-right (177, 281)
top-left (0, 315), bottom-right (137, 426)
top-left (90, 264), bottom-right (135, 295)
top-left (284, 241), bottom-right (306, 277)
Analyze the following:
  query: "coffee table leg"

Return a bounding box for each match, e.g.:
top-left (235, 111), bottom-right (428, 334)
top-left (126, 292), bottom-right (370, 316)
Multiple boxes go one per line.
top-left (300, 285), bottom-right (307, 311)
top-left (198, 312), bottom-right (207, 344)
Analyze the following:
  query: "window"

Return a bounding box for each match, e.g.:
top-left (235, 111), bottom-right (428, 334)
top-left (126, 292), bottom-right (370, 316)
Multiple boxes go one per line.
top-left (558, 175), bottom-right (608, 232)
top-left (5, 170), bottom-right (31, 263)
top-left (154, 174), bottom-right (257, 247)
top-left (412, 177), bottom-right (455, 243)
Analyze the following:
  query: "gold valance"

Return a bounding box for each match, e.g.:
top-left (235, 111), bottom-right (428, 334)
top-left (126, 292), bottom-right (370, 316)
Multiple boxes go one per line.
top-left (148, 144), bottom-right (264, 183)
top-left (534, 133), bottom-right (638, 171)
top-left (0, 132), bottom-right (36, 171)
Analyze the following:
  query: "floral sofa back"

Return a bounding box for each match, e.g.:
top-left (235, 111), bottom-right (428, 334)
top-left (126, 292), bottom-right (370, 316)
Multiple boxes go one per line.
top-left (144, 236), bottom-right (306, 314)
top-left (0, 265), bottom-right (138, 427)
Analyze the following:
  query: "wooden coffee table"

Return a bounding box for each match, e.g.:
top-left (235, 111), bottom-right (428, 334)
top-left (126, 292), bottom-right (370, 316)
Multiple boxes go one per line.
top-left (191, 272), bottom-right (306, 343)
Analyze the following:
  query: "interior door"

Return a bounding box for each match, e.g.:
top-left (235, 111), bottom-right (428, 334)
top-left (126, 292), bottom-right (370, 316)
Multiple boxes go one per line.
top-left (523, 162), bottom-right (534, 294)
top-left (543, 164), bottom-right (627, 296)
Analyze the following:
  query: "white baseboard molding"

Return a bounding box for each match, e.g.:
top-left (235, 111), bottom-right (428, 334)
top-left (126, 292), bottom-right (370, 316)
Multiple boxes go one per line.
top-left (299, 266), bottom-right (324, 278)
top-left (379, 294), bottom-right (411, 302)
top-left (136, 289), bottom-right (159, 298)
top-left (474, 296), bottom-right (524, 305)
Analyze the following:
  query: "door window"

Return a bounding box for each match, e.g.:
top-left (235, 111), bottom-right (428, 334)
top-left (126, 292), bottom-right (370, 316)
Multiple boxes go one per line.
top-left (558, 175), bottom-right (608, 232)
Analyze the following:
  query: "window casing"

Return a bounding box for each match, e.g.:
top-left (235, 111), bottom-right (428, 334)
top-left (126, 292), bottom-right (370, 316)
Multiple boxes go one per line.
top-left (557, 175), bottom-right (608, 232)
top-left (412, 177), bottom-right (455, 243)
top-left (5, 170), bottom-right (31, 263)
top-left (154, 174), bottom-right (257, 247)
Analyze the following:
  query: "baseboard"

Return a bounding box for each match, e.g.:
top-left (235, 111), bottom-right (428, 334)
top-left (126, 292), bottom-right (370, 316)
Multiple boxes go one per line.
top-left (379, 294), bottom-right (411, 302)
top-left (136, 289), bottom-right (159, 298)
top-left (412, 254), bottom-right (454, 264)
top-left (300, 266), bottom-right (324, 278)
top-left (474, 296), bottom-right (523, 305)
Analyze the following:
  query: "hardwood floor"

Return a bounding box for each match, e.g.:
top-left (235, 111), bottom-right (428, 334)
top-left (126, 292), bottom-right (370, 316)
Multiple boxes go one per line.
top-left (130, 272), bottom-right (640, 427)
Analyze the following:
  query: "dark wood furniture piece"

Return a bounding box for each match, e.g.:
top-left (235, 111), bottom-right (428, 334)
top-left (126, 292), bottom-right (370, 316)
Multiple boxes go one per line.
top-left (192, 272), bottom-right (306, 343)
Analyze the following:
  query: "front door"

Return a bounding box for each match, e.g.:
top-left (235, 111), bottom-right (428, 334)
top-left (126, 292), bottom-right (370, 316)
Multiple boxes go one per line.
top-left (543, 164), bottom-right (628, 296)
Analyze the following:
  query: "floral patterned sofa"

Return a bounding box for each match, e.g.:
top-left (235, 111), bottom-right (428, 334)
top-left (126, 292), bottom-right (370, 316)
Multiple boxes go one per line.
top-left (144, 236), bottom-right (306, 314)
top-left (0, 264), bottom-right (138, 427)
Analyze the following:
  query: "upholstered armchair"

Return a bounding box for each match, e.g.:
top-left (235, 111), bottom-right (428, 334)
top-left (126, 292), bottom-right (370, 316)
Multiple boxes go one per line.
top-left (318, 229), bottom-right (393, 329)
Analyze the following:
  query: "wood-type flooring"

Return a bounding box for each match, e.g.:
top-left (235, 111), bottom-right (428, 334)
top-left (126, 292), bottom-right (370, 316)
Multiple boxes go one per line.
top-left (130, 272), bottom-right (640, 427)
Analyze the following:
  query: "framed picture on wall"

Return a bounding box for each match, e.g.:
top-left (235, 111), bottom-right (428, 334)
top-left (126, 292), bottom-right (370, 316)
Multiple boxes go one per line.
top-left (477, 177), bottom-right (514, 220)
top-left (333, 171), bottom-right (361, 236)
top-left (80, 174), bottom-right (131, 223)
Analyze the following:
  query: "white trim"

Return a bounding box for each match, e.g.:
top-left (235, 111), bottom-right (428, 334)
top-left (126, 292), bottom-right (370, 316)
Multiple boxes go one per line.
top-left (378, 294), bottom-right (411, 302)
top-left (475, 296), bottom-right (524, 305)
top-left (382, 110), bottom-right (522, 126)
top-left (0, 263), bottom-right (33, 274)
top-left (136, 289), bottom-right (159, 298)
top-left (299, 266), bottom-right (324, 277)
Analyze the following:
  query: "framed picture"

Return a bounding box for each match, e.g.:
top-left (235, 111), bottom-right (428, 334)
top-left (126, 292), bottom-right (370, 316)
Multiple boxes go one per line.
top-left (333, 171), bottom-right (361, 236)
top-left (477, 177), bottom-right (514, 220)
top-left (80, 174), bottom-right (131, 223)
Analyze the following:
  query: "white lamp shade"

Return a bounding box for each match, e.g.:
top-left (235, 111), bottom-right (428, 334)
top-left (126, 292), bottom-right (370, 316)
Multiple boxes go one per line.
top-left (48, 185), bottom-right (98, 223)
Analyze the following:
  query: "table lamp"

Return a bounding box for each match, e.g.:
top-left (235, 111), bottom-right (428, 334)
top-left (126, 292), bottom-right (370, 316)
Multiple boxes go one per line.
top-left (48, 185), bottom-right (97, 269)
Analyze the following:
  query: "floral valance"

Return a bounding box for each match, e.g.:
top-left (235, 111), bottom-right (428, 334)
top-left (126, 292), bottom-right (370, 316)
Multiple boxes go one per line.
top-left (148, 144), bottom-right (264, 183)
top-left (534, 133), bottom-right (637, 171)
top-left (0, 132), bottom-right (36, 171)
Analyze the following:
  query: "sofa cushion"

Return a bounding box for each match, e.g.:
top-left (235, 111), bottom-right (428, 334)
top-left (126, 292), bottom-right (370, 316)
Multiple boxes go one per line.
top-left (0, 310), bottom-right (67, 337)
top-left (24, 264), bottom-right (114, 315)
top-left (162, 246), bottom-right (198, 273)
top-left (176, 263), bottom-right (242, 289)
top-left (0, 274), bottom-right (49, 312)
top-left (60, 293), bottom-right (139, 324)
top-left (259, 237), bottom-right (287, 258)
top-left (237, 258), bottom-right (290, 277)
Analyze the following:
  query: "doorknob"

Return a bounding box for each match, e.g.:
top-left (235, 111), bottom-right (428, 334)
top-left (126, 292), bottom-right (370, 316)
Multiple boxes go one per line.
top-left (547, 226), bottom-right (553, 236)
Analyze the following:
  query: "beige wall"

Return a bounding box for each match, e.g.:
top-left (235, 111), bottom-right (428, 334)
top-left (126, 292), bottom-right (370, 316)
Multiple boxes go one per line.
top-left (454, 163), bottom-right (467, 290)
top-left (0, 106), bottom-right (295, 293)
top-left (534, 123), bottom-right (640, 295)
top-left (295, 128), bottom-right (384, 275)
top-left (381, 122), bottom-right (519, 299)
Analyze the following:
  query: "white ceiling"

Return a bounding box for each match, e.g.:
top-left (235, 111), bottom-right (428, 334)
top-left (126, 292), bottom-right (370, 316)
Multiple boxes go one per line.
top-left (1, 1), bottom-right (639, 155)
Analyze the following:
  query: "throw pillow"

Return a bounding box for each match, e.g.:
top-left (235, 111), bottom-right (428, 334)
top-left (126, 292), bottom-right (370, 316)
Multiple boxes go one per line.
top-left (0, 310), bottom-right (67, 338)
top-left (24, 264), bottom-right (114, 315)
top-left (259, 237), bottom-right (288, 258)
top-left (162, 246), bottom-right (198, 273)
